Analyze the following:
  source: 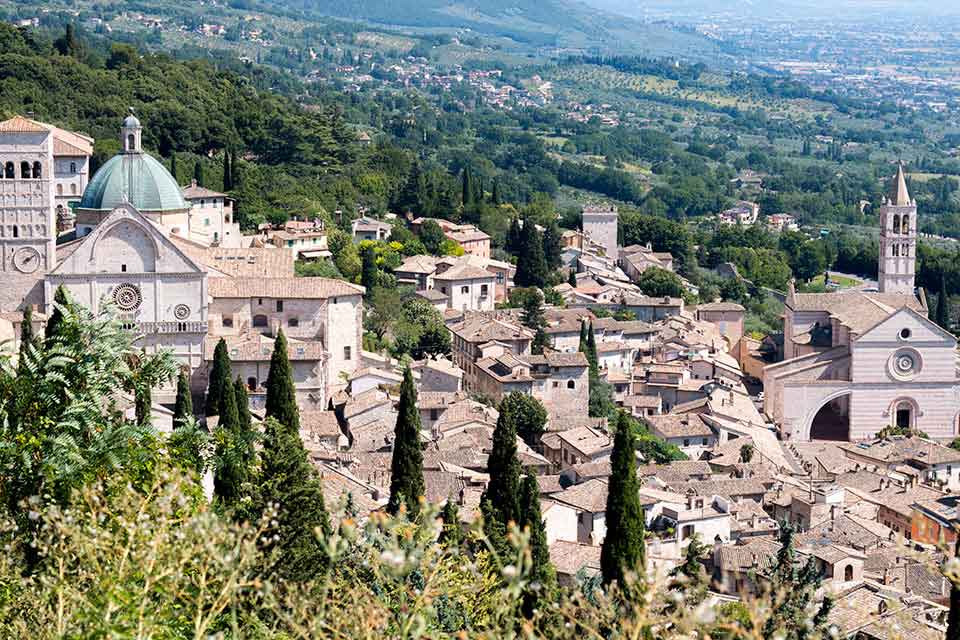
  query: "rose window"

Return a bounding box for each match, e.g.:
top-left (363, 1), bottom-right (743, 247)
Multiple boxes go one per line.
top-left (113, 283), bottom-right (143, 311)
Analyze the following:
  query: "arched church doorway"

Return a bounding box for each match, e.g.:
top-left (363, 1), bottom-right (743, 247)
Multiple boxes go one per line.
top-left (810, 394), bottom-right (851, 441)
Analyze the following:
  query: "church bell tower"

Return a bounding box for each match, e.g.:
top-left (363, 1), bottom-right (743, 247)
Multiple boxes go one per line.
top-left (878, 164), bottom-right (917, 294)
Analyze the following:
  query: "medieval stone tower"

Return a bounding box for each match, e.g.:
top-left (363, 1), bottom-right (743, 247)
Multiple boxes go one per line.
top-left (582, 203), bottom-right (619, 260)
top-left (878, 164), bottom-right (917, 295)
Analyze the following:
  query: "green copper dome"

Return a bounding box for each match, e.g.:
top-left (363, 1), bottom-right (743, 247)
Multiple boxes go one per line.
top-left (79, 152), bottom-right (187, 213)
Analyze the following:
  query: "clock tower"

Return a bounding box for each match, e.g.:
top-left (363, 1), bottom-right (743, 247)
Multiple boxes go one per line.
top-left (0, 115), bottom-right (56, 276)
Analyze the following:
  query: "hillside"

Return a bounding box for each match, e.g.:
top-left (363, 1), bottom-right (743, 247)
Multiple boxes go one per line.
top-left (278, 0), bottom-right (720, 56)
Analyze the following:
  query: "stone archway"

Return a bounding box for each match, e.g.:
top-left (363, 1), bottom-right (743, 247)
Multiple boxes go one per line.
top-left (807, 391), bottom-right (852, 442)
top-left (888, 397), bottom-right (920, 431)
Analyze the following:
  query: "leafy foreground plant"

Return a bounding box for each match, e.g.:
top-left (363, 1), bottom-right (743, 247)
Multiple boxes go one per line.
top-left (0, 464), bottom-right (850, 639)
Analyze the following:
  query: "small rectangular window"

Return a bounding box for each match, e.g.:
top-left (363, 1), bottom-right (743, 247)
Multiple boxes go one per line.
top-left (344, 346), bottom-right (352, 361)
top-left (288, 317), bottom-right (299, 327)
top-left (461, 286), bottom-right (469, 294)
top-left (121, 264), bottom-right (127, 272)
top-left (276, 300), bottom-right (284, 312)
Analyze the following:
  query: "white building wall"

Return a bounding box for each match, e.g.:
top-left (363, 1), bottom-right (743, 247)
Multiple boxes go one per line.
top-left (0, 130), bottom-right (55, 272)
top-left (436, 277), bottom-right (495, 312)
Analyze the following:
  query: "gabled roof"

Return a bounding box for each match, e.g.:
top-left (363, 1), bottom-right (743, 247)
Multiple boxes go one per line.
top-left (208, 276), bottom-right (364, 299)
top-left (0, 115), bottom-right (47, 133)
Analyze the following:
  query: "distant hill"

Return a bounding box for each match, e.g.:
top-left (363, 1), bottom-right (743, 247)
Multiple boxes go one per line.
top-left (581, 0), bottom-right (960, 21)
top-left (278, 0), bottom-right (721, 56)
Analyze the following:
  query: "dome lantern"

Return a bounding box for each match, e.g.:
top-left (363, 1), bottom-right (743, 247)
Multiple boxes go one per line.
top-left (121, 107), bottom-right (142, 154)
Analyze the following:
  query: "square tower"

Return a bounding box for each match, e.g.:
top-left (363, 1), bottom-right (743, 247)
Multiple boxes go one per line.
top-left (878, 164), bottom-right (916, 294)
top-left (0, 116), bottom-right (56, 275)
top-left (582, 203), bottom-right (619, 260)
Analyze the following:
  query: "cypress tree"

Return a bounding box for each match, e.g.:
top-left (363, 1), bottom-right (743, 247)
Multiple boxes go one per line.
top-left (173, 370), bottom-right (193, 428)
top-left (223, 149), bottom-right (233, 191)
top-left (265, 329), bottom-right (300, 432)
top-left (762, 522), bottom-right (833, 639)
top-left (600, 412), bottom-right (646, 587)
top-left (583, 319), bottom-right (613, 417)
top-left (170, 152), bottom-right (178, 182)
top-left (519, 474), bottom-right (556, 618)
top-left (439, 498), bottom-right (462, 548)
top-left (515, 220), bottom-right (548, 288)
top-left (491, 179), bottom-right (501, 206)
top-left (461, 166), bottom-right (475, 207)
top-left (937, 274), bottom-right (952, 330)
top-left (948, 537), bottom-right (960, 640)
top-left (568, 269), bottom-right (578, 287)
top-left (506, 217), bottom-right (523, 255)
top-left (483, 399), bottom-right (521, 527)
top-left (542, 223), bottom-right (562, 270)
top-left (45, 285), bottom-right (71, 342)
top-left (360, 244), bottom-right (377, 293)
top-left (234, 375), bottom-right (251, 434)
top-left (586, 320), bottom-right (599, 376)
top-left (205, 338), bottom-right (232, 417)
top-left (20, 305), bottom-right (33, 346)
top-left (213, 372), bottom-right (244, 505)
top-left (193, 161), bottom-right (205, 187)
top-left (387, 367), bottom-right (425, 516)
top-left (578, 318), bottom-right (589, 354)
top-left (255, 417), bottom-right (332, 581)
top-left (521, 289), bottom-right (550, 355)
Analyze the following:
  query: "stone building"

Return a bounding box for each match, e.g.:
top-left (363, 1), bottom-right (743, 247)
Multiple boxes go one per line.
top-left (764, 169), bottom-right (960, 442)
top-left (581, 203), bottom-right (618, 259)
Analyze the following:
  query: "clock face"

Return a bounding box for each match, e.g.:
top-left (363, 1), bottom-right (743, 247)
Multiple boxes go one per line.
top-left (12, 247), bottom-right (41, 274)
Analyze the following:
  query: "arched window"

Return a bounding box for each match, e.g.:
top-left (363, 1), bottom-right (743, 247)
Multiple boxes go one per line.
top-left (127, 134), bottom-right (135, 151)
top-left (247, 377), bottom-right (257, 391)
top-left (892, 244), bottom-right (899, 257)
top-left (252, 314), bottom-right (268, 328)
top-left (70, 183), bottom-right (76, 195)
top-left (32, 162), bottom-right (41, 179)
top-left (901, 215), bottom-right (909, 234)
top-left (4, 162), bottom-right (13, 179)
top-left (69, 162), bottom-right (77, 173)
top-left (567, 380), bottom-right (576, 389)
top-left (20, 161), bottom-right (31, 179)
top-left (56, 184), bottom-right (63, 196)
top-left (892, 214), bottom-right (900, 233)
top-left (11, 226), bottom-right (18, 239)
top-left (844, 564), bottom-right (854, 582)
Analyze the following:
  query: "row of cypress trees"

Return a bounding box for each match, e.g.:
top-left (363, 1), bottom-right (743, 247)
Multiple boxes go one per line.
top-left (195, 329), bottom-right (331, 581)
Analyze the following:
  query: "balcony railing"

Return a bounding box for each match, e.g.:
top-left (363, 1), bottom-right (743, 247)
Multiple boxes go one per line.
top-left (124, 321), bottom-right (209, 334)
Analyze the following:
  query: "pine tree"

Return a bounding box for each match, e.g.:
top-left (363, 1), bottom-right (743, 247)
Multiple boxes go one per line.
top-left (667, 533), bottom-right (708, 607)
top-left (937, 274), bottom-right (952, 330)
top-left (265, 329), bottom-right (300, 432)
top-left (762, 523), bottom-right (833, 640)
top-left (193, 161), bottom-right (205, 187)
top-left (234, 376), bottom-right (251, 434)
top-left (173, 370), bottom-right (193, 428)
top-left (519, 474), bottom-right (556, 618)
top-left (514, 219), bottom-right (548, 288)
top-left (254, 417), bottom-right (332, 581)
top-left (542, 223), bottom-right (562, 270)
top-left (521, 289), bottom-right (550, 355)
top-left (205, 338), bottom-right (232, 417)
top-left (45, 285), bottom-right (71, 342)
top-left (948, 537), bottom-right (960, 640)
top-left (387, 367), bottom-right (425, 517)
top-left (439, 498), bottom-right (462, 548)
top-left (483, 399), bottom-right (521, 527)
top-left (600, 412), bottom-right (646, 587)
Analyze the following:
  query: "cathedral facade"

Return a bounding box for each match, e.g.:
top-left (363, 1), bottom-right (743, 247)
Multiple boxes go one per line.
top-left (0, 113), bottom-right (363, 409)
top-left (764, 167), bottom-right (960, 442)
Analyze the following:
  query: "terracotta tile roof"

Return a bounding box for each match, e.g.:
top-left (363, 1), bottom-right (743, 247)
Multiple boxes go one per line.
top-left (647, 414), bottom-right (714, 439)
top-left (715, 538), bottom-right (781, 572)
top-left (0, 115), bottom-right (47, 133)
top-left (433, 262), bottom-right (495, 281)
top-left (300, 410), bottom-right (342, 438)
top-left (552, 478), bottom-right (608, 512)
top-left (448, 316), bottom-right (532, 344)
top-left (53, 137), bottom-right (89, 156)
top-left (696, 302), bottom-right (745, 312)
top-left (396, 255), bottom-right (439, 274)
top-left (204, 334), bottom-right (325, 362)
top-left (788, 290), bottom-right (925, 334)
top-left (548, 540), bottom-right (601, 577)
top-left (208, 276), bottom-right (363, 299)
top-left (171, 238), bottom-right (294, 278)
top-left (181, 183), bottom-right (227, 199)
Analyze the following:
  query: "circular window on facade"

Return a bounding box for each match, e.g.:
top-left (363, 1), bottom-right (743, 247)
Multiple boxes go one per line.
top-left (174, 304), bottom-right (190, 320)
top-left (113, 283), bottom-right (143, 312)
top-left (889, 348), bottom-right (922, 380)
top-left (899, 328), bottom-right (912, 340)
